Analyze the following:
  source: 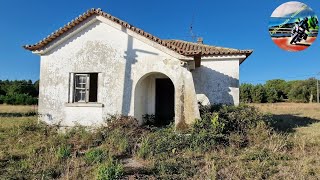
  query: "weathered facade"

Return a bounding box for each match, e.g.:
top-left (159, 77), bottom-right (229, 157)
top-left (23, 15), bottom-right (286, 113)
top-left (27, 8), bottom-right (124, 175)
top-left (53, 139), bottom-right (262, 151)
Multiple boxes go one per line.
top-left (24, 9), bottom-right (252, 128)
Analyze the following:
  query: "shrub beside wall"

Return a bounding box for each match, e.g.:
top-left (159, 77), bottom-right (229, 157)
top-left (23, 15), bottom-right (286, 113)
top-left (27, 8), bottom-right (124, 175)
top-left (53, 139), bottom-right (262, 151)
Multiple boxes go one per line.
top-left (0, 80), bottom-right (38, 105)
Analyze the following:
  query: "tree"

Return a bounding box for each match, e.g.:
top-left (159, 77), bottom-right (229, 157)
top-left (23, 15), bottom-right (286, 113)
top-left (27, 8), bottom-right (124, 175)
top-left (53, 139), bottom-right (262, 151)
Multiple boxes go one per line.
top-left (34, 80), bottom-right (40, 96)
top-left (265, 87), bottom-right (278, 103)
top-left (0, 81), bottom-right (5, 96)
top-left (288, 81), bottom-right (309, 102)
top-left (239, 78), bottom-right (318, 104)
top-left (305, 78), bottom-right (317, 101)
top-left (252, 84), bottom-right (266, 103)
top-left (240, 83), bottom-right (254, 103)
top-left (0, 80), bottom-right (39, 105)
top-left (285, 80), bottom-right (298, 96)
top-left (265, 79), bottom-right (287, 101)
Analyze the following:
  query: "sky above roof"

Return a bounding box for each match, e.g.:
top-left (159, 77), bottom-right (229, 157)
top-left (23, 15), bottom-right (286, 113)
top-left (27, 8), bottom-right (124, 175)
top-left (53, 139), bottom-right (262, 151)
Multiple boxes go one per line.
top-left (0, 0), bottom-right (319, 84)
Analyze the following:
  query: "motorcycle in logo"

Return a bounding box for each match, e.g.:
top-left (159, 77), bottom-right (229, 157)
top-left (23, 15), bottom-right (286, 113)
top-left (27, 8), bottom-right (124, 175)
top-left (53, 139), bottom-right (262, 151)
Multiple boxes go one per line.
top-left (269, 2), bottom-right (319, 52)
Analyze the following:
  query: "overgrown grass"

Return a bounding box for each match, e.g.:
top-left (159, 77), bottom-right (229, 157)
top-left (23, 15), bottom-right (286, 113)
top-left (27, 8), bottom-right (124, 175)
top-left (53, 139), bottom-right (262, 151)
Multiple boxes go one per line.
top-left (0, 114), bottom-right (159, 179)
top-left (0, 104), bottom-right (37, 113)
top-left (96, 157), bottom-right (124, 180)
top-left (0, 104), bottom-right (320, 179)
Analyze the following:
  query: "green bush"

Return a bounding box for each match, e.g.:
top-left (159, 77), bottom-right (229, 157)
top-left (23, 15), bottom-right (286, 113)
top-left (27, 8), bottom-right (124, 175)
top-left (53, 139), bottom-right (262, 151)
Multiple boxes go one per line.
top-left (137, 105), bottom-right (267, 157)
top-left (25, 96), bottom-right (38, 105)
top-left (266, 87), bottom-right (278, 103)
top-left (191, 104), bottom-right (267, 149)
top-left (96, 158), bottom-right (123, 180)
top-left (84, 149), bottom-right (105, 164)
top-left (0, 93), bottom-right (38, 105)
top-left (102, 129), bottom-right (129, 157)
top-left (240, 83), bottom-right (254, 103)
top-left (137, 126), bottom-right (189, 159)
top-left (137, 137), bottom-right (152, 159)
top-left (0, 94), bottom-right (14, 104)
top-left (190, 113), bottom-right (225, 151)
top-left (56, 145), bottom-right (71, 159)
top-left (252, 85), bottom-right (267, 103)
top-left (101, 115), bottom-right (148, 157)
top-left (214, 105), bottom-right (265, 134)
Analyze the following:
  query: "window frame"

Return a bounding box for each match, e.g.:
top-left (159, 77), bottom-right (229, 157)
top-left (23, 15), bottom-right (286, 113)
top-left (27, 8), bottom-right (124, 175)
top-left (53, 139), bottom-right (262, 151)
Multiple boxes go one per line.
top-left (74, 74), bottom-right (90, 103)
top-left (69, 73), bottom-right (99, 104)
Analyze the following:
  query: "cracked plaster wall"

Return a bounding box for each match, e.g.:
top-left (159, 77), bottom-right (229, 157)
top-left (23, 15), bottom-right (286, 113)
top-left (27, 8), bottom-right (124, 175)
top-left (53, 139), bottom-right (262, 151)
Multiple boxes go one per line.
top-left (192, 59), bottom-right (240, 106)
top-left (38, 19), bottom-right (200, 127)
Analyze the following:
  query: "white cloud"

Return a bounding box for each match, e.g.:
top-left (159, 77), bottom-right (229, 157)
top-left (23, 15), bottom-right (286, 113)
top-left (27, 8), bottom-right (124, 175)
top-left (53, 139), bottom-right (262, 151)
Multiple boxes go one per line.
top-left (271, 1), bottom-right (308, 17)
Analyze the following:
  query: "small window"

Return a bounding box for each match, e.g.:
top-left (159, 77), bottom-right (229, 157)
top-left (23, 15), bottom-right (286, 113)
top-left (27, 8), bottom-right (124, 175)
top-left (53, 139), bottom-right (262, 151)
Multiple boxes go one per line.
top-left (73, 73), bottom-right (98, 103)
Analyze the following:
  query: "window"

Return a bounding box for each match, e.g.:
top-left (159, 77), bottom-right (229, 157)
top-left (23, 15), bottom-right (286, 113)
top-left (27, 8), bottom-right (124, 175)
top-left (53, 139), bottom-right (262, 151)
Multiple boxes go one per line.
top-left (73, 73), bottom-right (98, 103)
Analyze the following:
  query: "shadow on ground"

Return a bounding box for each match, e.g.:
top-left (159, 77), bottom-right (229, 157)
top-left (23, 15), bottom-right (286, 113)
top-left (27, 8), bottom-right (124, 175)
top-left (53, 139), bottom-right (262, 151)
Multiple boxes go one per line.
top-left (268, 114), bottom-right (319, 133)
top-left (0, 112), bottom-right (37, 117)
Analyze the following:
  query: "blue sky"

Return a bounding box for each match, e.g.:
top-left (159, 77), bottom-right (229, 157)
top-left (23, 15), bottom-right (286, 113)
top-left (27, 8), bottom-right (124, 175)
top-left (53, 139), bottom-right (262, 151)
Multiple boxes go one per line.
top-left (0, 0), bottom-right (319, 84)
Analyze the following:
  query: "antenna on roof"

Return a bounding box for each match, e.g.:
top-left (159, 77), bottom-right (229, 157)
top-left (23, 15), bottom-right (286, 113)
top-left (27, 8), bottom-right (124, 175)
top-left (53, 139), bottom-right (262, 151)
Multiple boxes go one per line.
top-left (189, 13), bottom-right (198, 42)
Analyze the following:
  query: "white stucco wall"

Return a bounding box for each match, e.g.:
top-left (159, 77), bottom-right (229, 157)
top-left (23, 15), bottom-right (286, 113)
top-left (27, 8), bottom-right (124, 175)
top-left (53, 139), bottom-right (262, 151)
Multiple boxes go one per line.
top-left (192, 59), bottom-right (240, 105)
top-left (38, 16), bottom-right (200, 127)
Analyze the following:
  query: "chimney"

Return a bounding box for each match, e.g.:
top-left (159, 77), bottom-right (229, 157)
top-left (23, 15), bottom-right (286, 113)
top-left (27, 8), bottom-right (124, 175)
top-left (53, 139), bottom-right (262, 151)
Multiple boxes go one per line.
top-left (197, 37), bottom-right (203, 44)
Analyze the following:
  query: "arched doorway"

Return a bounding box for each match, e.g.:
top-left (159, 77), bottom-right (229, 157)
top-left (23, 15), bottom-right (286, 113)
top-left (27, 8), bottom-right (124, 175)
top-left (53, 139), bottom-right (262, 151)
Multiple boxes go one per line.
top-left (134, 72), bottom-right (175, 126)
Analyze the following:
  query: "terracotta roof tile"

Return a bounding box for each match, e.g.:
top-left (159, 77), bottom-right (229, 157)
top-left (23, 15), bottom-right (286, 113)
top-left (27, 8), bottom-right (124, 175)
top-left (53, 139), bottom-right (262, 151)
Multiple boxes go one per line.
top-left (163, 40), bottom-right (253, 57)
top-left (23, 8), bottom-right (252, 58)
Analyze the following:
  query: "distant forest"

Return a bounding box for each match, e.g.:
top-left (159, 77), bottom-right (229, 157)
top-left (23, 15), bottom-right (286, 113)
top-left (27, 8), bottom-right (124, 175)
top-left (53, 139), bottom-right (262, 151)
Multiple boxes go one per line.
top-left (240, 78), bottom-right (319, 103)
top-left (0, 80), bottom-right (39, 105)
top-left (0, 78), bottom-right (318, 105)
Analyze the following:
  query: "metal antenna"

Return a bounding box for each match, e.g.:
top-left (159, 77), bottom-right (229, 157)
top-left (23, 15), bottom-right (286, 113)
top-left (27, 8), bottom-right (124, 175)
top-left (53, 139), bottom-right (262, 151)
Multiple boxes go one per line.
top-left (189, 12), bottom-right (198, 42)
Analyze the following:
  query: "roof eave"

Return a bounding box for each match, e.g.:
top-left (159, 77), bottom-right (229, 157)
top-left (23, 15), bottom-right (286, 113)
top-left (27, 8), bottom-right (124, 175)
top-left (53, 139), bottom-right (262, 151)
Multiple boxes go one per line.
top-left (22, 8), bottom-right (193, 60)
top-left (22, 8), bottom-right (253, 63)
top-left (239, 50), bottom-right (253, 65)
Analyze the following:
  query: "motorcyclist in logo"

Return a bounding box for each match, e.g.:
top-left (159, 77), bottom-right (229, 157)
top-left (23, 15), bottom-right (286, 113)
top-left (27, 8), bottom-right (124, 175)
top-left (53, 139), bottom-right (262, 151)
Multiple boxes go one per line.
top-left (290, 17), bottom-right (309, 44)
top-left (292, 22), bottom-right (299, 34)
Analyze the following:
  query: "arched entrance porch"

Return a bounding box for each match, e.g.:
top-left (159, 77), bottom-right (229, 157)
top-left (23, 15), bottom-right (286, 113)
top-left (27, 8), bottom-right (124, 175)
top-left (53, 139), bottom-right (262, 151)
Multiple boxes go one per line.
top-left (134, 72), bottom-right (175, 126)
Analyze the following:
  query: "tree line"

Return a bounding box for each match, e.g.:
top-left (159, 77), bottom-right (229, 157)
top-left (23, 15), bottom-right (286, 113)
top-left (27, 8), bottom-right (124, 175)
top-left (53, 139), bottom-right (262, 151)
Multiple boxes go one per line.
top-left (1, 78), bottom-right (318, 105)
top-left (240, 78), bottom-right (319, 103)
top-left (0, 80), bottom-right (39, 105)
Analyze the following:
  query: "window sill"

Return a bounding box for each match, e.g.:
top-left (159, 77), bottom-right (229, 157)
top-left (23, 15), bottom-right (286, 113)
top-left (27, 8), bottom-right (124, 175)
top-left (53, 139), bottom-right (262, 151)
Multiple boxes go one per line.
top-left (65, 103), bottom-right (104, 107)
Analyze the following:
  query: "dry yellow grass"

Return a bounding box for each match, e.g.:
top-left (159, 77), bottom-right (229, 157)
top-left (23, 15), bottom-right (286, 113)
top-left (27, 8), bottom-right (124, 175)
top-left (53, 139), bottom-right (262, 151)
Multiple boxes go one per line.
top-left (0, 104), bottom-right (38, 113)
top-left (250, 103), bottom-right (320, 143)
top-left (250, 103), bottom-right (320, 120)
top-left (0, 116), bottom-right (37, 128)
top-left (0, 105), bottom-right (38, 128)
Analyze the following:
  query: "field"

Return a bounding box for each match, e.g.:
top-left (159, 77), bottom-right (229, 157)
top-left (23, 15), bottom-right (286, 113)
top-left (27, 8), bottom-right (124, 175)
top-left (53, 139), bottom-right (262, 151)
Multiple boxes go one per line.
top-left (252, 103), bottom-right (320, 119)
top-left (252, 103), bottom-right (320, 135)
top-left (1, 103), bottom-right (320, 179)
top-left (0, 104), bottom-right (37, 113)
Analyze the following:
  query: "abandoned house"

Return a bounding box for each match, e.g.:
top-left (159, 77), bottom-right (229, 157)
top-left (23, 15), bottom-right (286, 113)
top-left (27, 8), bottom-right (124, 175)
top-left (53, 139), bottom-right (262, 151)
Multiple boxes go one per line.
top-left (24, 8), bottom-right (252, 128)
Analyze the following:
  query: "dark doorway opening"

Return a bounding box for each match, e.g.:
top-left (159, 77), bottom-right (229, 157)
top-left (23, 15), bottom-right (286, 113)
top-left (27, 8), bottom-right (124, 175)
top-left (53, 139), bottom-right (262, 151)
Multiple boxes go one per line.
top-left (155, 78), bottom-right (175, 126)
top-left (89, 73), bottom-right (98, 102)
